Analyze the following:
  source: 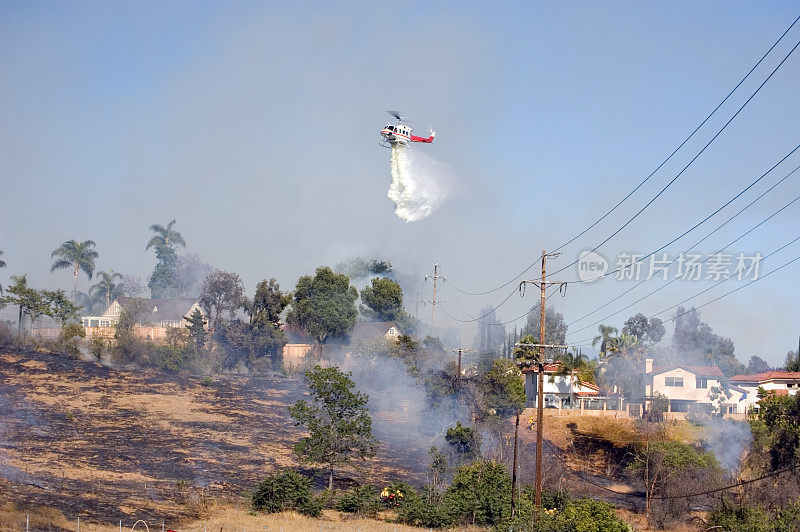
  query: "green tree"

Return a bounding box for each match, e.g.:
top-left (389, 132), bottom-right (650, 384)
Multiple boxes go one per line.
top-left (513, 334), bottom-right (542, 368)
top-left (184, 308), bottom-right (207, 350)
top-left (286, 266), bottom-right (358, 343)
top-left (428, 446), bottom-right (447, 489)
top-left (251, 470), bottom-right (322, 516)
top-left (199, 269), bottom-right (245, 334)
top-left (443, 459), bottom-right (511, 526)
top-left (90, 270), bottom-right (124, 310)
top-left (672, 306), bottom-right (744, 377)
top-left (359, 277), bottom-right (404, 321)
top-left (554, 349), bottom-right (597, 385)
top-left (50, 239), bottom-right (98, 300)
top-left (288, 365), bottom-right (377, 489)
top-left (5, 276), bottom-right (50, 334)
top-left (480, 359), bottom-right (526, 418)
top-left (523, 305), bottom-right (567, 345)
top-left (746, 355), bottom-right (772, 374)
top-left (622, 313), bottom-right (666, 348)
top-left (146, 220), bottom-right (185, 298)
top-left (0, 250), bottom-right (5, 294)
top-left (445, 421), bottom-right (482, 463)
top-left (246, 278), bottom-right (291, 329)
top-left (592, 324), bottom-right (619, 359)
top-left (751, 392), bottom-right (800, 471)
top-left (42, 289), bottom-right (82, 325)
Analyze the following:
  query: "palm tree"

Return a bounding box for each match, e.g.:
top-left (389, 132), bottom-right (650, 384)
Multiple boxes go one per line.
top-left (554, 350), bottom-right (597, 385)
top-left (90, 270), bottom-right (124, 309)
top-left (0, 250), bottom-right (5, 293)
top-left (50, 240), bottom-right (98, 300)
top-left (592, 324), bottom-right (619, 359)
top-left (513, 334), bottom-right (542, 368)
top-left (146, 220), bottom-right (186, 253)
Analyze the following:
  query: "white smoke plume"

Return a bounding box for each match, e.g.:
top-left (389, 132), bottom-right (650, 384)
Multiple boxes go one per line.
top-left (388, 144), bottom-right (451, 222)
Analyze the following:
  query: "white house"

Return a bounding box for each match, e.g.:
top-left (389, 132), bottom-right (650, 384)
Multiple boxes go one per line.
top-left (645, 359), bottom-right (747, 415)
top-left (82, 297), bottom-right (204, 340)
top-left (522, 362), bottom-right (605, 410)
top-left (730, 371), bottom-right (800, 410)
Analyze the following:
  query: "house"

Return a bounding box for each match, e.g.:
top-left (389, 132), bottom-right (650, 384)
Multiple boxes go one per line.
top-left (522, 362), bottom-right (606, 410)
top-left (730, 371), bottom-right (800, 410)
top-left (644, 359), bottom-right (747, 415)
top-left (82, 297), bottom-right (204, 341)
top-left (348, 321), bottom-right (403, 343)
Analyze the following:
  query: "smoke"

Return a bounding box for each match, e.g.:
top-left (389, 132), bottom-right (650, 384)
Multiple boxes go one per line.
top-left (388, 144), bottom-right (451, 222)
top-left (698, 417), bottom-right (752, 472)
top-left (334, 346), bottom-right (468, 467)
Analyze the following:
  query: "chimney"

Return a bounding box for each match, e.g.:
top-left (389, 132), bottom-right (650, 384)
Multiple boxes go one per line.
top-left (645, 358), bottom-right (654, 399)
top-left (645, 358), bottom-right (653, 374)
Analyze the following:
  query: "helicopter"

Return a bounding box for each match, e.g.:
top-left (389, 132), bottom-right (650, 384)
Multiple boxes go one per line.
top-left (379, 111), bottom-right (435, 148)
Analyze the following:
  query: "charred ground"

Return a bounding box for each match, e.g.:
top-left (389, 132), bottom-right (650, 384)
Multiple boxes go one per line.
top-left (0, 349), bottom-right (427, 525)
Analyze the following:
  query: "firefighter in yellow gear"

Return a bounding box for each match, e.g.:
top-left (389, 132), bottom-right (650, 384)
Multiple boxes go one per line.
top-left (380, 487), bottom-right (390, 502)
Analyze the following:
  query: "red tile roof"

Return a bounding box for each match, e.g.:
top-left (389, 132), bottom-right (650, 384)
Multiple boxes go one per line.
top-left (651, 364), bottom-right (724, 377)
top-left (730, 371), bottom-right (800, 383)
top-left (521, 362), bottom-right (564, 374)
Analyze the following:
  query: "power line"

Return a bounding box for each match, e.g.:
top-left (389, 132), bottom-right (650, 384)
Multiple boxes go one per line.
top-left (446, 16), bottom-right (800, 297)
top-left (566, 182), bottom-right (800, 336)
top-left (549, 37), bottom-right (800, 280)
top-left (567, 145), bottom-right (800, 285)
top-left (567, 161), bottom-right (800, 327)
top-left (568, 242), bottom-right (800, 346)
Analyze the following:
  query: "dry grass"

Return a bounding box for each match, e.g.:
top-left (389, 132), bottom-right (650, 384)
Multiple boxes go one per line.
top-left (0, 503), bottom-right (484, 532)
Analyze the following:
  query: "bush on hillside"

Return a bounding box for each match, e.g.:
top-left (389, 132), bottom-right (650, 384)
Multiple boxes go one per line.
top-left (443, 459), bottom-right (511, 526)
top-left (251, 470), bottom-right (322, 517)
top-left (335, 485), bottom-right (378, 517)
top-left (495, 498), bottom-right (632, 532)
top-left (395, 485), bottom-right (452, 529)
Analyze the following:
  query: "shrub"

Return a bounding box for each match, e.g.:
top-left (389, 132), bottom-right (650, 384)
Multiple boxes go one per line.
top-left (335, 485), bottom-right (378, 517)
top-left (395, 485), bottom-right (452, 529)
top-left (707, 504), bottom-right (772, 532)
top-left (58, 322), bottom-right (85, 355)
top-left (495, 498), bottom-right (631, 532)
top-left (443, 459), bottom-right (511, 526)
top-left (251, 470), bottom-right (322, 517)
top-left (199, 376), bottom-right (215, 387)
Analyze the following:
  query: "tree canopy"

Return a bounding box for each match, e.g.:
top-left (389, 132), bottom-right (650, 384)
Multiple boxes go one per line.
top-left (50, 239), bottom-right (98, 298)
top-left (359, 277), bottom-right (404, 321)
top-left (289, 365), bottom-right (376, 489)
top-left (286, 266), bottom-right (358, 343)
top-left (523, 305), bottom-right (567, 345)
top-left (146, 220), bottom-right (185, 298)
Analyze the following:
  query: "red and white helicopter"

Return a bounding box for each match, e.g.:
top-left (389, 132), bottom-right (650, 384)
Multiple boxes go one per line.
top-left (380, 111), bottom-right (435, 148)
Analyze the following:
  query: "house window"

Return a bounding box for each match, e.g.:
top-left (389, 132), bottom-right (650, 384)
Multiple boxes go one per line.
top-left (665, 377), bottom-right (684, 387)
top-left (728, 405), bottom-right (737, 414)
top-left (788, 383), bottom-right (795, 388)
top-left (696, 378), bottom-right (708, 389)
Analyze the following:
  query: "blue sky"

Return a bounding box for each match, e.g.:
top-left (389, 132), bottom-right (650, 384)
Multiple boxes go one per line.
top-left (1, 1), bottom-right (799, 364)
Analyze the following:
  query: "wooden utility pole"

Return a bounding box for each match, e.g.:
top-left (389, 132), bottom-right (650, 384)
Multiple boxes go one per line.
top-left (519, 250), bottom-right (566, 510)
top-left (510, 411), bottom-right (520, 516)
top-left (425, 262), bottom-right (445, 338)
top-left (450, 347), bottom-right (474, 392)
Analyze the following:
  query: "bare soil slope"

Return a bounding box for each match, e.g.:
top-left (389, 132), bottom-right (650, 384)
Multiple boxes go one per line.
top-left (0, 349), bottom-right (424, 525)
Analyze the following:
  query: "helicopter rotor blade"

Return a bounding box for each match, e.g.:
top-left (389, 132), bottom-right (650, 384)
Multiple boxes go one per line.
top-left (386, 110), bottom-right (402, 120)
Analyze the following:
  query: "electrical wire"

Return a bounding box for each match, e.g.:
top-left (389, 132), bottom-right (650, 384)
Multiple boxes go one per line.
top-left (566, 161), bottom-right (800, 326)
top-left (565, 146), bottom-right (800, 285)
top-left (541, 436), bottom-right (797, 501)
top-left (567, 242), bottom-right (800, 346)
top-left (549, 38), bottom-right (800, 280)
top-left (565, 185), bottom-right (800, 336)
top-left (445, 15), bottom-right (800, 297)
